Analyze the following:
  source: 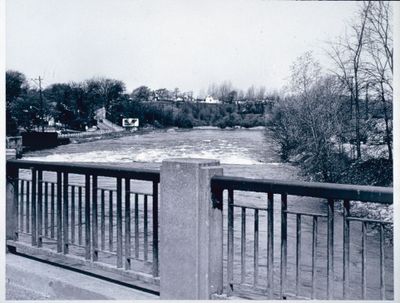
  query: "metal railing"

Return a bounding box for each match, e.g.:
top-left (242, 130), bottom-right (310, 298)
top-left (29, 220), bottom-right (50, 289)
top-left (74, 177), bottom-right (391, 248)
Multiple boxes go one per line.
top-left (211, 176), bottom-right (393, 300)
top-left (6, 159), bottom-right (393, 299)
top-left (6, 159), bottom-right (160, 291)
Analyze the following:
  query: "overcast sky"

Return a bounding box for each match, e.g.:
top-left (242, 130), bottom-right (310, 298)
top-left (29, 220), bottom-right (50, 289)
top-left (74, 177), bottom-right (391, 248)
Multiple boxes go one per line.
top-left (6, 0), bottom-right (360, 95)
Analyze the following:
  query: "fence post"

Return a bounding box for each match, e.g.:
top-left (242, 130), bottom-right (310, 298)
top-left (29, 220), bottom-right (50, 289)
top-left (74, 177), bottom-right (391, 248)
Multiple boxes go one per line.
top-left (6, 149), bottom-right (18, 249)
top-left (159, 158), bottom-right (223, 299)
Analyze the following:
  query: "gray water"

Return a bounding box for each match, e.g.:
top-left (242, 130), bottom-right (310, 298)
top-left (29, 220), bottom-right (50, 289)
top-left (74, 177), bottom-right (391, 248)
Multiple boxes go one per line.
top-left (23, 128), bottom-right (295, 173)
top-left (22, 128), bottom-right (393, 299)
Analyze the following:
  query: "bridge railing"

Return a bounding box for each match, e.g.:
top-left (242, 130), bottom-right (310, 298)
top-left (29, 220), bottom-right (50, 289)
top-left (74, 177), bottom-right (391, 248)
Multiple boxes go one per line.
top-left (6, 158), bottom-right (393, 300)
top-left (210, 175), bottom-right (393, 300)
top-left (6, 159), bottom-right (160, 292)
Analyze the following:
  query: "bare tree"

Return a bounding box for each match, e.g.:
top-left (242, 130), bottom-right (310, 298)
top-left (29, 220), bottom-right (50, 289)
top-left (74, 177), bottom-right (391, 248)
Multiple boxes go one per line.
top-left (218, 81), bottom-right (233, 103)
top-left (173, 87), bottom-right (180, 100)
top-left (207, 81), bottom-right (235, 103)
top-left (207, 83), bottom-right (219, 97)
top-left (363, 1), bottom-right (393, 161)
top-left (246, 85), bottom-right (256, 101)
top-left (270, 54), bottom-right (348, 181)
top-left (256, 86), bottom-right (267, 101)
top-left (365, 1), bottom-right (393, 74)
top-left (290, 51), bottom-right (321, 96)
top-left (327, 1), bottom-right (372, 159)
top-left (236, 89), bottom-right (245, 101)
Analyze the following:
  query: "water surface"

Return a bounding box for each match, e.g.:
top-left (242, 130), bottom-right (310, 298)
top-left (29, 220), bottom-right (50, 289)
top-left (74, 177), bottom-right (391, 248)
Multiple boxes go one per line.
top-left (22, 128), bottom-right (393, 299)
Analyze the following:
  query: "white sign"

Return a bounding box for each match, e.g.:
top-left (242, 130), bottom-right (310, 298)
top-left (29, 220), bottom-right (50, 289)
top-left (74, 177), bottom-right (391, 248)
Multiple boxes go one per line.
top-left (122, 118), bottom-right (139, 127)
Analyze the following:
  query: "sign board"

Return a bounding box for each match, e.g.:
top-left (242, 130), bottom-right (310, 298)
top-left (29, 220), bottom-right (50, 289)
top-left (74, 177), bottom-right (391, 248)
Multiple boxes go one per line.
top-left (122, 118), bottom-right (139, 127)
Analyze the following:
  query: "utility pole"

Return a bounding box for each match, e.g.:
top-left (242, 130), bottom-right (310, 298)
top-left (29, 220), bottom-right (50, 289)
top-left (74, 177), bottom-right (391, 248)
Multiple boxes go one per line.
top-left (32, 76), bottom-right (44, 132)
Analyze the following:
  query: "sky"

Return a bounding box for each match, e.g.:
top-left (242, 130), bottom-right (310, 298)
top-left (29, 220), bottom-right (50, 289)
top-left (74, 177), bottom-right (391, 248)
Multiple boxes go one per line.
top-left (6, 0), bottom-right (360, 95)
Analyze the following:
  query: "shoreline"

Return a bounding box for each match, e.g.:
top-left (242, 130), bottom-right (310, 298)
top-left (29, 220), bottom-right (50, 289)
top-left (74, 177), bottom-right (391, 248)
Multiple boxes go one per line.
top-left (66, 125), bottom-right (267, 145)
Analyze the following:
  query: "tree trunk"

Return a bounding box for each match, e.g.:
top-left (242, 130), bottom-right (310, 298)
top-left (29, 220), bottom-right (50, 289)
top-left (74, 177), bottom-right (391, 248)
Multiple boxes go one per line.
top-left (354, 78), bottom-right (361, 160)
top-left (380, 81), bottom-right (392, 162)
top-left (365, 84), bottom-right (369, 120)
top-left (350, 90), bottom-right (353, 120)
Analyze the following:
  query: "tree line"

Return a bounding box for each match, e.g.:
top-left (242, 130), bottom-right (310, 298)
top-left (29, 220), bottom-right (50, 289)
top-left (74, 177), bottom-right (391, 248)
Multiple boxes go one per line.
top-left (6, 72), bottom-right (270, 135)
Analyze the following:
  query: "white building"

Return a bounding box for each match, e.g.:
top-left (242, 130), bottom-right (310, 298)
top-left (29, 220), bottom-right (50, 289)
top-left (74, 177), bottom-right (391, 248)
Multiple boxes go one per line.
top-left (204, 95), bottom-right (221, 104)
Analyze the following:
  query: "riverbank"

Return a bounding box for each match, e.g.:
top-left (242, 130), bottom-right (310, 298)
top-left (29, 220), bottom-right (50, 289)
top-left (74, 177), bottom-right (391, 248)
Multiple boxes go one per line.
top-left (286, 147), bottom-right (392, 187)
top-left (277, 142), bottom-right (393, 231)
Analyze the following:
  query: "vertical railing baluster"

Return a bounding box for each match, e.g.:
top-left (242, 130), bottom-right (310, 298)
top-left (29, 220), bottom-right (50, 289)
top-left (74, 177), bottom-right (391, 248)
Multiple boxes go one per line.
top-left (56, 172), bottom-right (62, 253)
top-left (109, 190), bottom-right (114, 251)
top-left (19, 180), bottom-right (24, 232)
top-left (280, 193), bottom-right (287, 299)
top-left (125, 179), bottom-right (131, 270)
top-left (44, 182), bottom-right (49, 238)
top-left (361, 221), bottom-right (366, 300)
top-left (253, 208), bottom-right (259, 286)
top-left (296, 214), bottom-right (301, 297)
top-left (135, 193), bottom-right (139, 259)
top-left (31, 169), bottom-right (37, 246)
top-left (152, 181), bottom-right (159, 277)
top-left (227, 189), bottom-right (234, 294)
top-left (37, 170), bottom-right (43, 247)
top-left (101, 189), bottom-right (105, 251)
top-left (9, 167), bottom-right (19, 241)
top-left (241, 207), bottom-right (246, 284)
top-left (78, 186), bottom-right (82, 245)
top-left (327, 199), bottom-right (334, 299)
top-left (62, 172), bottom-right (69, 254)
top-left (343, 199), bottom-right (350, 299)
top-left (312, 216), bottom-right (318, 299)
top-left (92, 175), bottom-right (98, 261)
top-left (379, 223), bottom-right (385, 300)
top-left (50, 183), bottom-right (55, 238)
top-left (100, 189), bottom-right (106, 250)
top-left (85, 174), bottom-right (91, 260)
top-left (26, 181), bottom-right (30, 233)
top-left (116, 177), bottom-right (123, 268)
top-left (71, 185), bottom-right (75, 244)
top-left (267, 192), bottom-right (274, 298)
top-left (144, 194), bottom-right (148, 261)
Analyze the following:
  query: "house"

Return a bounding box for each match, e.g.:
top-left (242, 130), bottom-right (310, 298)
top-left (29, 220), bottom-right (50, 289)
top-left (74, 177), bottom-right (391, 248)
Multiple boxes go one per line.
top-left (204, 95), bottom-right (221, 104)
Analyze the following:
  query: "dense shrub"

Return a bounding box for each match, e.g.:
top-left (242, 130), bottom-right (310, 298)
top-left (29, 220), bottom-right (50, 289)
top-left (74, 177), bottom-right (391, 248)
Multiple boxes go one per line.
top-left (338, 158), bottom-right (392, 186)
top-left (240, 114), bottom-right (265, 128)
top-left (111, 101), bottom-right (265, 129)
top-left (174, 112), bottom-right (194, 128)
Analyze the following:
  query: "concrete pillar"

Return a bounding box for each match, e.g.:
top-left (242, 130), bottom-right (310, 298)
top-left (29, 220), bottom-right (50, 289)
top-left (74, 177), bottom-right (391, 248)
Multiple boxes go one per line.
top-left (6, 149), bottom-right (18, 245)
top-left (160, 159), bottom-right (223, 299)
